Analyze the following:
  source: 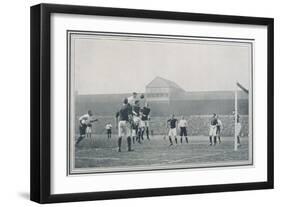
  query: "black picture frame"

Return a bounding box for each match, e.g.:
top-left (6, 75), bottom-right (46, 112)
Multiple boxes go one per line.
top-left (30, 3), bottom-right (274, 204)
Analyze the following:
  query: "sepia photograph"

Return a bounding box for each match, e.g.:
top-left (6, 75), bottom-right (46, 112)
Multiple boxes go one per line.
top-left (67, 31), bottom-right (253, 174)
top-left (30, 4), bottom-right (273, 203)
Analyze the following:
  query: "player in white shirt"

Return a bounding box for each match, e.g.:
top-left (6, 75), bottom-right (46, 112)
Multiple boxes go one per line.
top-left (76, 110), bottom-right (98, 146)
top-left (127, 92), bottom-right (138, 106)
top-left (105, 123), bottom-right (112, 139)
top-left (178, 116), bottom-right (188, 143)
top-left (209, 113), bottom-right (218, 146)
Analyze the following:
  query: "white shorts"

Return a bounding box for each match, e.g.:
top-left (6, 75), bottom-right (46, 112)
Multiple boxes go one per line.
top-left (235, 123), bottom-right (242, 136)
top-left (168, 128), bottom-right (177, 137)
top-left (133, 116), bottom-right (141, 125)
top-left (86, 126), bottom-right (92, 134)
top-left (209, 125), bottom-right (217, 136)
top-left (118, 121), bottom-right (131, 137)
top-left (132, 129), bottom-right (137, 137)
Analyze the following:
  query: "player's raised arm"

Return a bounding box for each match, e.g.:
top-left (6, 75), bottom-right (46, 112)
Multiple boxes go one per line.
top-left (166, 119), bottom-right (170, 129)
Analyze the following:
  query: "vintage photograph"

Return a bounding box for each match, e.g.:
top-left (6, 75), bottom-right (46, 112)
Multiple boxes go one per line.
top-left (67, 31), bottom-right (253, 174)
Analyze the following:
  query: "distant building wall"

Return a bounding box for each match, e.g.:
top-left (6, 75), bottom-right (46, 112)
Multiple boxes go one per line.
top-left (145, 87), bottom-right (170, 102)
top-left (149, 99), bottom-right (248, 116)
top-left (75, 96), bottom-right (248, 117)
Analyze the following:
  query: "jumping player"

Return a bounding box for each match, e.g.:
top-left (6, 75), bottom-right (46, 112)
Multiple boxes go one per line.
top-left (167, 114), bottom-right (178, 146)
top-left (178, 116), bottom-right (188, 143)
top-left (132, 100), bottom-right (141, 144)
top-left (105, 123), bottom-right (112, 139)
top-left (209, 113), bottom-right (218, 146)
top-left (128, 92), bottom-right (138, 106)
top-left (116, 98), bottom-right (134, 152)
top-left (216, 115), bottom-right (223, 144)
top-left (76, 110), bottom-right (98, 146)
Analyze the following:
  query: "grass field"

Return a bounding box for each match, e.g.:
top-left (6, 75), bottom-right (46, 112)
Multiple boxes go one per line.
top-left (74, 134), bottom-right (251, 172)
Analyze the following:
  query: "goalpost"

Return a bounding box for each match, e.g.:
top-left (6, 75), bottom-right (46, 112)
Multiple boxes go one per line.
top-left (234, 82), bottom-right (249, 151)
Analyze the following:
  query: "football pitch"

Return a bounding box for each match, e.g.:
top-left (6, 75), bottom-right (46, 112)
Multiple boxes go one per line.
top-left (74, 134), bottom-right (251, 171)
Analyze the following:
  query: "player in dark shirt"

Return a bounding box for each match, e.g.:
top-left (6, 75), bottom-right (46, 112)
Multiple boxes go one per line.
top-left (167, 114), bottom-right (178, 146)
top-left (216, 116), bottom-right (223, 144)
top-left (209, 113), bottom-right (218, 145)
top-left (115, 98), bottom-right (133, 152)
top-left (140, 102), bottom-right (151, 140)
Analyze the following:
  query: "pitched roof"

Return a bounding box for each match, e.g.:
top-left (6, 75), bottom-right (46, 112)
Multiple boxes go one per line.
top-left (146, 76), bottom-right (184, 90)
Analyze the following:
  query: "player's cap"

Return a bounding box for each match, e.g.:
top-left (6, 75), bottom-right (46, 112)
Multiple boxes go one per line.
top-left (133, 92), bottom-right (137, 95)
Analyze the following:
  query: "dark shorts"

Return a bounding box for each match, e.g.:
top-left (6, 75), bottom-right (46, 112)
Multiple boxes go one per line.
top-left (107, 129), bottom-right (112, 134)
top-left (217, 127), bottom-right (221, 135)
top-left (79, 124), bottom-right (87, 136)
top-left (180, 127), bottom-right (187, 136)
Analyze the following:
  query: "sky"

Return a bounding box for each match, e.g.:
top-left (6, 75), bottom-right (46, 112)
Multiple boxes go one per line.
top-left (72, 34), bottom-right (252, 95)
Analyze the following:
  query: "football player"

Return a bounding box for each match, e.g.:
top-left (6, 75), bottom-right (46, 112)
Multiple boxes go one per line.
top-left (140, 102), bottom-right (151, 140)
top-left (132, 100), bottom-right (141, 144)
top-left (76, 110), bottom-right (98, 146)
top-left (128, 92), bottom-right (138, 106)
top-left (178, 116), bottom-right (188, 143)
top-left (216, 115), bottom-right (223, 144)
top-left (105, 123), bottom-right (112, 139)
top-left (167, 114), bottom-right (178, 146)
top-left (116, 98), bottom-right (134, 152)
top-left (209, 113), bottom-right (218, 146)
